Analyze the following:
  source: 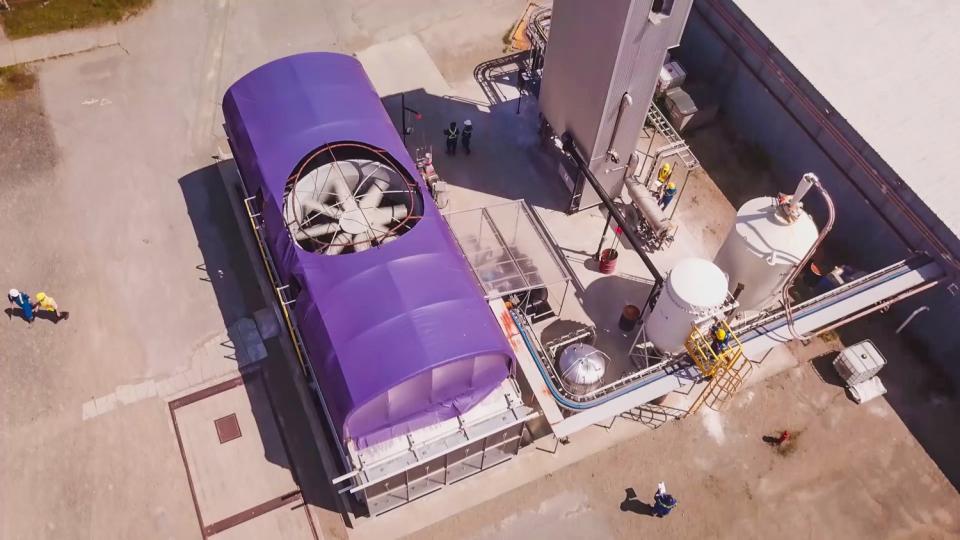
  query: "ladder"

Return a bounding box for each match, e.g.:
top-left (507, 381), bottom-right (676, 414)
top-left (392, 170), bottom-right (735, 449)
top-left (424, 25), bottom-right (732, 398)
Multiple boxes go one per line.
top-left (646, 103), bottom-right (699, 170)
top-left (687, 352), bottom-right (753, 415)
top-left (684, 321), bottom-right (753, 414)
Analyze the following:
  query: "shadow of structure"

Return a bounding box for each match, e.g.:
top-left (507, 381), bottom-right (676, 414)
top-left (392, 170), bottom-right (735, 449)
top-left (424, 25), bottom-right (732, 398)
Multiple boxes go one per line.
top-left (620, 488), bottom-right (654, 516)
top-left (620, 404), bottom-right (686, 430)
top-left (834, 316), bottom-right (960, 490)
top-left (809, 352), bottom-right (847, 388)
top-left (178, 163), bottom-right (342, 514)
top-left (379, 54), bottom-right (568, 213)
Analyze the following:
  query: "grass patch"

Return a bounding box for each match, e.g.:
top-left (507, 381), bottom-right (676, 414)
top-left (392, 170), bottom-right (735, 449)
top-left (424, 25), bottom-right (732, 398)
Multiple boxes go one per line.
top-left (1, 0), bottom-right (153, 40)
top-left (0, 64), bottom-right (37, 99)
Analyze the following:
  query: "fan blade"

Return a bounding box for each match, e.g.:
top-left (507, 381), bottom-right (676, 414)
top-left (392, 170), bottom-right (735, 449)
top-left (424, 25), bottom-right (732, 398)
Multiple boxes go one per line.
top-left (353, 231), bottom-right (375, 252)
top-left (326, 166), bottom-right (353, 204)
top-left (294, 222), bottom-right (339, 241)
top-left (301, 199), bottom-right (344, 219)
top-left (364, 204), bottom-right (409, 228)
top-left (353, 162), bottom-right (383, 197)
top-left (358, 178), bottom-right (390, 210)
top-left (324, 232), bottom-right (352, 255)
top-left (380, 232), bottom-right (399, 245)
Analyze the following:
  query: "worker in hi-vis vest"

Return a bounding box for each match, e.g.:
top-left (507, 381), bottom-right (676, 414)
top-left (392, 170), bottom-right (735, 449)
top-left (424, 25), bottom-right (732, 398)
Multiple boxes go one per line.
top-left (658, 162), bottom-right (673, 184)
top-left (443, 121), bottom-right (459, 155)
top-left (652, 482), bottom-right (677, 518)
top-left (659, 181), bottom-right (677, 210)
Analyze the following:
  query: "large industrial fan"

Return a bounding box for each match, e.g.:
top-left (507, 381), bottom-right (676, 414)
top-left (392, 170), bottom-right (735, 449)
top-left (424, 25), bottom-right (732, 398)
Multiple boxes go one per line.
top-left (284, 143), bottom-right (423, 255)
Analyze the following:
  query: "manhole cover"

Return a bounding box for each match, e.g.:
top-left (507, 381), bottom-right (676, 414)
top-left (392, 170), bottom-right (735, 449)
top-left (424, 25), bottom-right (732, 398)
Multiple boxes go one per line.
top-left (214, 413), bottom-right (242, 444)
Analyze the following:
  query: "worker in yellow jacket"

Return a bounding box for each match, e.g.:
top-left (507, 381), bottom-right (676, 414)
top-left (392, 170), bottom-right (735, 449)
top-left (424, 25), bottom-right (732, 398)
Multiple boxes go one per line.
top-left (34, 292), bottom-right (66, 322)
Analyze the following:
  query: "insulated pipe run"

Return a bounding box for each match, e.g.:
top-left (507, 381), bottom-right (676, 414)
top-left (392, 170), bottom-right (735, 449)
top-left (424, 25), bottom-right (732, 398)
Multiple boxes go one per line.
top-left (781, 174), bottom-right (836, 340)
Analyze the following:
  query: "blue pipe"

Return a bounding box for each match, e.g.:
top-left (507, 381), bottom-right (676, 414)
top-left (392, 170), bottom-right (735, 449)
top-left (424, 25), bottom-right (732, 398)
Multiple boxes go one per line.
top-left (508, 310), bottom-right (674, 411)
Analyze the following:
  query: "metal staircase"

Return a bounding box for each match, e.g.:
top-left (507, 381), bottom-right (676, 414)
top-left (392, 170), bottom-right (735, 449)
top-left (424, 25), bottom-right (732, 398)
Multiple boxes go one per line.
top-left (646, 103), bottom-right (699, 169)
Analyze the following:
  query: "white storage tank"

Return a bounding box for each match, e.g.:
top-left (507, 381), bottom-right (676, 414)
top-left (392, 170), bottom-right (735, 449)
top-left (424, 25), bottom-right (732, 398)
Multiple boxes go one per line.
top-left (645, 258), bottom-right (729, 354)
top-left (714, 196), bottom-right (819, 311)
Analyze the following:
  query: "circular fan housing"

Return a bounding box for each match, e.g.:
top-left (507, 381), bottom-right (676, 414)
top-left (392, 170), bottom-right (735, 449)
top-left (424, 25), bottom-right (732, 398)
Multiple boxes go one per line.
top-left (284, 143), bottom-right (423, 255)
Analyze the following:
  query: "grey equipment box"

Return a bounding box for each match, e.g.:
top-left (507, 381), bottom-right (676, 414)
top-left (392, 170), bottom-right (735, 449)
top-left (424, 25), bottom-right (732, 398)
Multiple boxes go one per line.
top-left (664, 87), bottom-right (697, 132)
top-left (833, 340), bottom-right (887, 386)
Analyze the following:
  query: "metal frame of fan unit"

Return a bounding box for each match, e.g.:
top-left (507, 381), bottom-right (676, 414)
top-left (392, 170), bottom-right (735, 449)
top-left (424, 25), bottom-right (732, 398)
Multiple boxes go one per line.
top-left (284, 142), bottom-right (423, 254)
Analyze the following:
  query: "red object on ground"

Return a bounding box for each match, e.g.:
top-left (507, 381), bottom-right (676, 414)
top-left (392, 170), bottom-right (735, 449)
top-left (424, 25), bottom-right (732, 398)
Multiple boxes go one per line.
top-left (777, 431), bottom-right (791, 445)
top-left (598, 248), bottom-right (618, 274)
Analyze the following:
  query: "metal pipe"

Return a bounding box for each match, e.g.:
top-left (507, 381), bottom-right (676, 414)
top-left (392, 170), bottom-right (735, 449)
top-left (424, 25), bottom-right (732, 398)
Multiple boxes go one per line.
top-left (563, 133), bottom-right (664, 284)
top-left (896, 305), bottom-right (930, 334)
top-left (606, 93), bottom-right (633, 163)
top-left (811, 280), bottom-right (940, 337)
top-left (780, 174), bottom-right (835, 340)
top-left (508, 310), bottom-right (673, 411)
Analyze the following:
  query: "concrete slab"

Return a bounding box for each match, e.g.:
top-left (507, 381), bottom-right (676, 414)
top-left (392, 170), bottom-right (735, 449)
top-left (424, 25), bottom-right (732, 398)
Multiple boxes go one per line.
top-left (10, 33), bottom-right (51, 64)
top-left (356, 34), bottom-right (452, 97)
top-left (173, 375), bottom-right (297, 526)
top-left (415, 356), bottom-right (960, 540)
top-left (213, 499), bottom-right (315, 540)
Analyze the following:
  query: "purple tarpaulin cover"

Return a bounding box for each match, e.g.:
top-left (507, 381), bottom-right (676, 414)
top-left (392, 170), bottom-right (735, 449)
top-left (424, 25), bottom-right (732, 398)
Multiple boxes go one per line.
top-left (222, 53), bottom-right (513, 448)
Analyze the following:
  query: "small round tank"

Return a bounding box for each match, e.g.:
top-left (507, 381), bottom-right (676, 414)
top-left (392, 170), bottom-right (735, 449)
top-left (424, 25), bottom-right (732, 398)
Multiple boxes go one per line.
top-left (558, 343), bottom-right (608, 395)
top-left (645, 258), bottom-right (729, 354)
top-left (714, 197), bottom-right (819, 311)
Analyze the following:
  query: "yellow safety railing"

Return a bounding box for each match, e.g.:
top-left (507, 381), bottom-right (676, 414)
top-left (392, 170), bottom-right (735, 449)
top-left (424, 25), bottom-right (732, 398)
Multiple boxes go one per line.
top-left (685, 320), bottom-right (753, 415)
top-left (684, 320), bottom-right (743, 378)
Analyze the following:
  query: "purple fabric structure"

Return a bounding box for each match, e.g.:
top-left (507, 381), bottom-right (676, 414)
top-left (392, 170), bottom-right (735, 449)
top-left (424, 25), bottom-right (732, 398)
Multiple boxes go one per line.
top-left (222, 53), bottom-right (513, 448)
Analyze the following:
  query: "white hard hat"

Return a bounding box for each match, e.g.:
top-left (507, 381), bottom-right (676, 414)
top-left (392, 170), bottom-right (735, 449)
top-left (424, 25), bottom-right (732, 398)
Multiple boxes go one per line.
top-left (8, 289), bottom-right (18, 298)
top-left (464, 119), bottom-right (472, 126)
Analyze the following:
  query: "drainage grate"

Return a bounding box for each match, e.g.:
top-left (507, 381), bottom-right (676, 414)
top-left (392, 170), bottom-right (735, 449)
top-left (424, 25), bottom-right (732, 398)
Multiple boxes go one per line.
top-left (214, 413), bottom-right (242, 444)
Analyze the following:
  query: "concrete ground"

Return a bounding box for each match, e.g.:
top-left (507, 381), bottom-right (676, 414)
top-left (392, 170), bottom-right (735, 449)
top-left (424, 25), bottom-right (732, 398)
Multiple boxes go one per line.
top-left (412, 353), bottom-right (960, 540)
top-left (0, 1), bottom-right (527, 539)
top-left (2, 1), bottom-right (958, 539)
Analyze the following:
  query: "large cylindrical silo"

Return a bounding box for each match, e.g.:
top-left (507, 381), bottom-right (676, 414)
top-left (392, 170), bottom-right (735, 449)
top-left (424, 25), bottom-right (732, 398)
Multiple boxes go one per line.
top-left (645, 258), bottom-right (729, 354)
top-left (714, 196), bottom-right (819, 311)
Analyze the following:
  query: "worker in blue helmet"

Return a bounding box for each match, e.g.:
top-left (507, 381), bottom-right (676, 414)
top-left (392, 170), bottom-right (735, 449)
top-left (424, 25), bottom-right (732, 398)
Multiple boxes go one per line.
top-left (652, 482), bottom-right (677, 518)
top-left (658, 181), bottom-right (677, 210)
top-left (8, 288), bottom-right (35, 324)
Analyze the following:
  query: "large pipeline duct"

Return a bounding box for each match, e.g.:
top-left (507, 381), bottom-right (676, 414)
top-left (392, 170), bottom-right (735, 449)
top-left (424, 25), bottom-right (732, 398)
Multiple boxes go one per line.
top-left (626, 180), bottom-right (671, 234)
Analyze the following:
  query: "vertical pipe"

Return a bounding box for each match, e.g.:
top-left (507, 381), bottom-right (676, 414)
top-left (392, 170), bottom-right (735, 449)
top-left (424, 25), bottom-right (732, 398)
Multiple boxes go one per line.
top-left (606, 93), bottom-right (633, 161)
top-left (594, 212), bottom-right (614, 260)
top-left (781, 176), bottom-right (836, 339)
